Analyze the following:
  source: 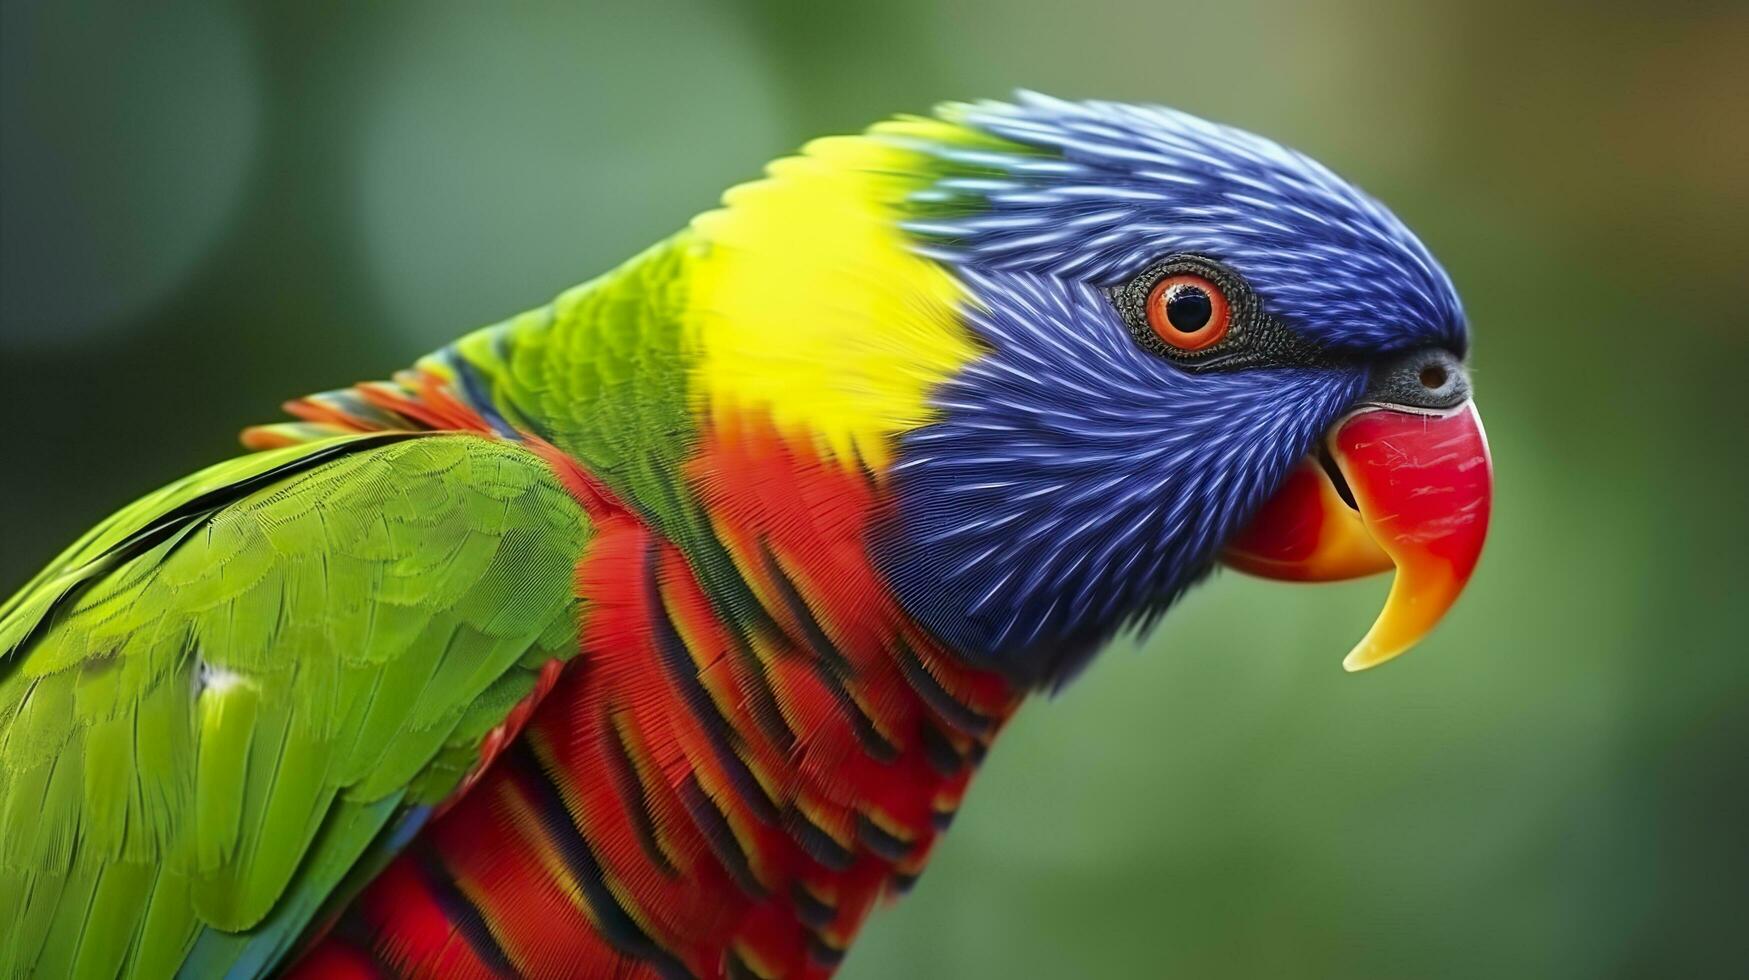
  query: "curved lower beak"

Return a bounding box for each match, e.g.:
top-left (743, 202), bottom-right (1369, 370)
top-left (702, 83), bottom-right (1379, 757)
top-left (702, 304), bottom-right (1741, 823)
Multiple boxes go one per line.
top-left (1223, 400), bottom-right (1493, 671)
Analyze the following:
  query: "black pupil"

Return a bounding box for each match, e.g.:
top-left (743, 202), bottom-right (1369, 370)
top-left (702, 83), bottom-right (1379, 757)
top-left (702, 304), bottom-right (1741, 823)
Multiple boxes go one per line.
top-left (1165, 285), bottom-right (1213, 332)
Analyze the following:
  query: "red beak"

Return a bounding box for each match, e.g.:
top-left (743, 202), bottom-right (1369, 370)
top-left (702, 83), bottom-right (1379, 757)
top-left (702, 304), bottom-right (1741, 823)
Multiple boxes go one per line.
top-left (1224, 401), bottom-right (1493, 670)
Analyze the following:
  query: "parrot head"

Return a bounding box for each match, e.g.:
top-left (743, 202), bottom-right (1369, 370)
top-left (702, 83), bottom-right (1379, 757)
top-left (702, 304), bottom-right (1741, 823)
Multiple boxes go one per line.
top-left (691, 91), bottom-right (1492, 689)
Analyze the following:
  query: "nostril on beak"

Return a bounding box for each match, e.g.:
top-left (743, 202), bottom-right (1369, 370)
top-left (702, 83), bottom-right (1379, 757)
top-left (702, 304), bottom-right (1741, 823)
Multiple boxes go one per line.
top-left (1361, 349), bottom-right (1469, 412)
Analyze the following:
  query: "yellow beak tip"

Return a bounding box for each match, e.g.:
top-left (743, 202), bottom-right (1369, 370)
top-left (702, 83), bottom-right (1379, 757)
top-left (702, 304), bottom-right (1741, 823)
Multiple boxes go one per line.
top-left (1341, 643), bottom-right (1409, 673)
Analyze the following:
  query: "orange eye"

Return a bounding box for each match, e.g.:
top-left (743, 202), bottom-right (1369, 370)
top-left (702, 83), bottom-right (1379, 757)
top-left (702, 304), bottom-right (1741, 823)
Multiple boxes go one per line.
top-left (1145, 274), bottom-right (1230, 351)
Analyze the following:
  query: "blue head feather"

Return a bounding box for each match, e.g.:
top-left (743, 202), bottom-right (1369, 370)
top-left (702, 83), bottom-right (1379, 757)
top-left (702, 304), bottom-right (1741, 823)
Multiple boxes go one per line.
top-left (871, 94), bottom-right (1466, 687)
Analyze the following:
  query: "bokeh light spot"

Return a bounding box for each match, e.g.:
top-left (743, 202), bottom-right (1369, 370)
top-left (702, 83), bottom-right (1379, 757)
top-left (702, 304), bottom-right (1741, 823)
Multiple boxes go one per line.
top-left (0, 0), bottom-right (260, 349)
top-left (355, 1), bottom-right (787, 346)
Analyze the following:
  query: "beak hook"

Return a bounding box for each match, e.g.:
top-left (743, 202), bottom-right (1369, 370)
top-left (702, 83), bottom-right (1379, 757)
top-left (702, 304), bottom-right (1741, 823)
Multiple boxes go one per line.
top-left (1224, 400), bottom-right (1493, 670)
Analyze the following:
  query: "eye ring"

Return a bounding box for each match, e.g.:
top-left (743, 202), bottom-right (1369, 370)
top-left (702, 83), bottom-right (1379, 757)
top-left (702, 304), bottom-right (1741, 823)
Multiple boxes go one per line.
top-left (1145, 274), bottom-right (1230, 351)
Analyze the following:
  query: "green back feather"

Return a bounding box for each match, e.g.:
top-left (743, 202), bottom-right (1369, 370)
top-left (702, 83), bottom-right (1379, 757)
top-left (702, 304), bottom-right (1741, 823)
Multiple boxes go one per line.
top-left (0, 434), bottom-right (588, 977)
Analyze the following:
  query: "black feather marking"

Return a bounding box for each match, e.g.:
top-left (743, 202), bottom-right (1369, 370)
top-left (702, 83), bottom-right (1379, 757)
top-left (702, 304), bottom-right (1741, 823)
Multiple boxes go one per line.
top-left (807, 934), bottom-right (846, 968)
top-left (678, 775), bottom-right (768, 900)
top-left (855, 813), bottom-right (914, 863)
top-left (645, 543), bottom-right (781, 825)
top-left (790, 883), bottom-right (837, 931)
top-left (919, 721), bottom-right (968, 777)
top-left (694, 515), bottom-right (786, 638)
top-left (505, 740), bottom-right (695, 980)
top-left (894, 637), bottom-right (995, 737)
top-left (599, 711), bottom-right (680, 878)
top-left (411, 842), bottom-right (516, 977)
top-left (325, 908), bottom-right (397, 978)
top-left (724, 950), bottom-right (763, 980)
top-left (784, 808), bottom-right (855, 872)
top-left (757, 542), bottom-right (852, 677)
top-left (726, 629), bottom-right (797, 753)
top-left (758, 543), bottom-right (898, 763)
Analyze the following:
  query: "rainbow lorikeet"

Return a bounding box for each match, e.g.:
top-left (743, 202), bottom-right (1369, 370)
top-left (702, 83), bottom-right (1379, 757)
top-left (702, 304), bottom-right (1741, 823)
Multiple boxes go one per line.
top-left (0, 93), bottom-right (1491, 978)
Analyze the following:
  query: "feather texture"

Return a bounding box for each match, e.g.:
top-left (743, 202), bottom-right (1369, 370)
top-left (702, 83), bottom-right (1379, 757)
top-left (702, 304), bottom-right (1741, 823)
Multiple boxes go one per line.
top-left (2, 92), bottom-right (1466, 977)
top-left (0, 435), bottom-right (587, 976)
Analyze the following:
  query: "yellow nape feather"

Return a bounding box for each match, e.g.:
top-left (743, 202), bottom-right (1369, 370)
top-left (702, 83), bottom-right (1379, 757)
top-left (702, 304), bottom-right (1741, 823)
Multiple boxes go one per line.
top-left (688, 122), bottom-right (981, 469)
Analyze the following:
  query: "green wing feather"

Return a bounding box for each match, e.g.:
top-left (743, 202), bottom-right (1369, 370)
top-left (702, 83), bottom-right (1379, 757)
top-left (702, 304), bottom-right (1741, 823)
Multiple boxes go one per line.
top-left (0, 433), bottom-right (588, 978)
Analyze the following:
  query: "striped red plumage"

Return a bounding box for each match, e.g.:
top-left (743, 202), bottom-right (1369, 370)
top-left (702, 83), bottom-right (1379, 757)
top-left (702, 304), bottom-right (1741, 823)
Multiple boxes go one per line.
top-left (292, 413), bottom-right (1021, 978)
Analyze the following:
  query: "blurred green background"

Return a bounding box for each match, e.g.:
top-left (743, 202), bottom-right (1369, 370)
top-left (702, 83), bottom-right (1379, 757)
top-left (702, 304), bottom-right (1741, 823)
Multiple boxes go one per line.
top-left (3, 1), bottom-right (1745, 976)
